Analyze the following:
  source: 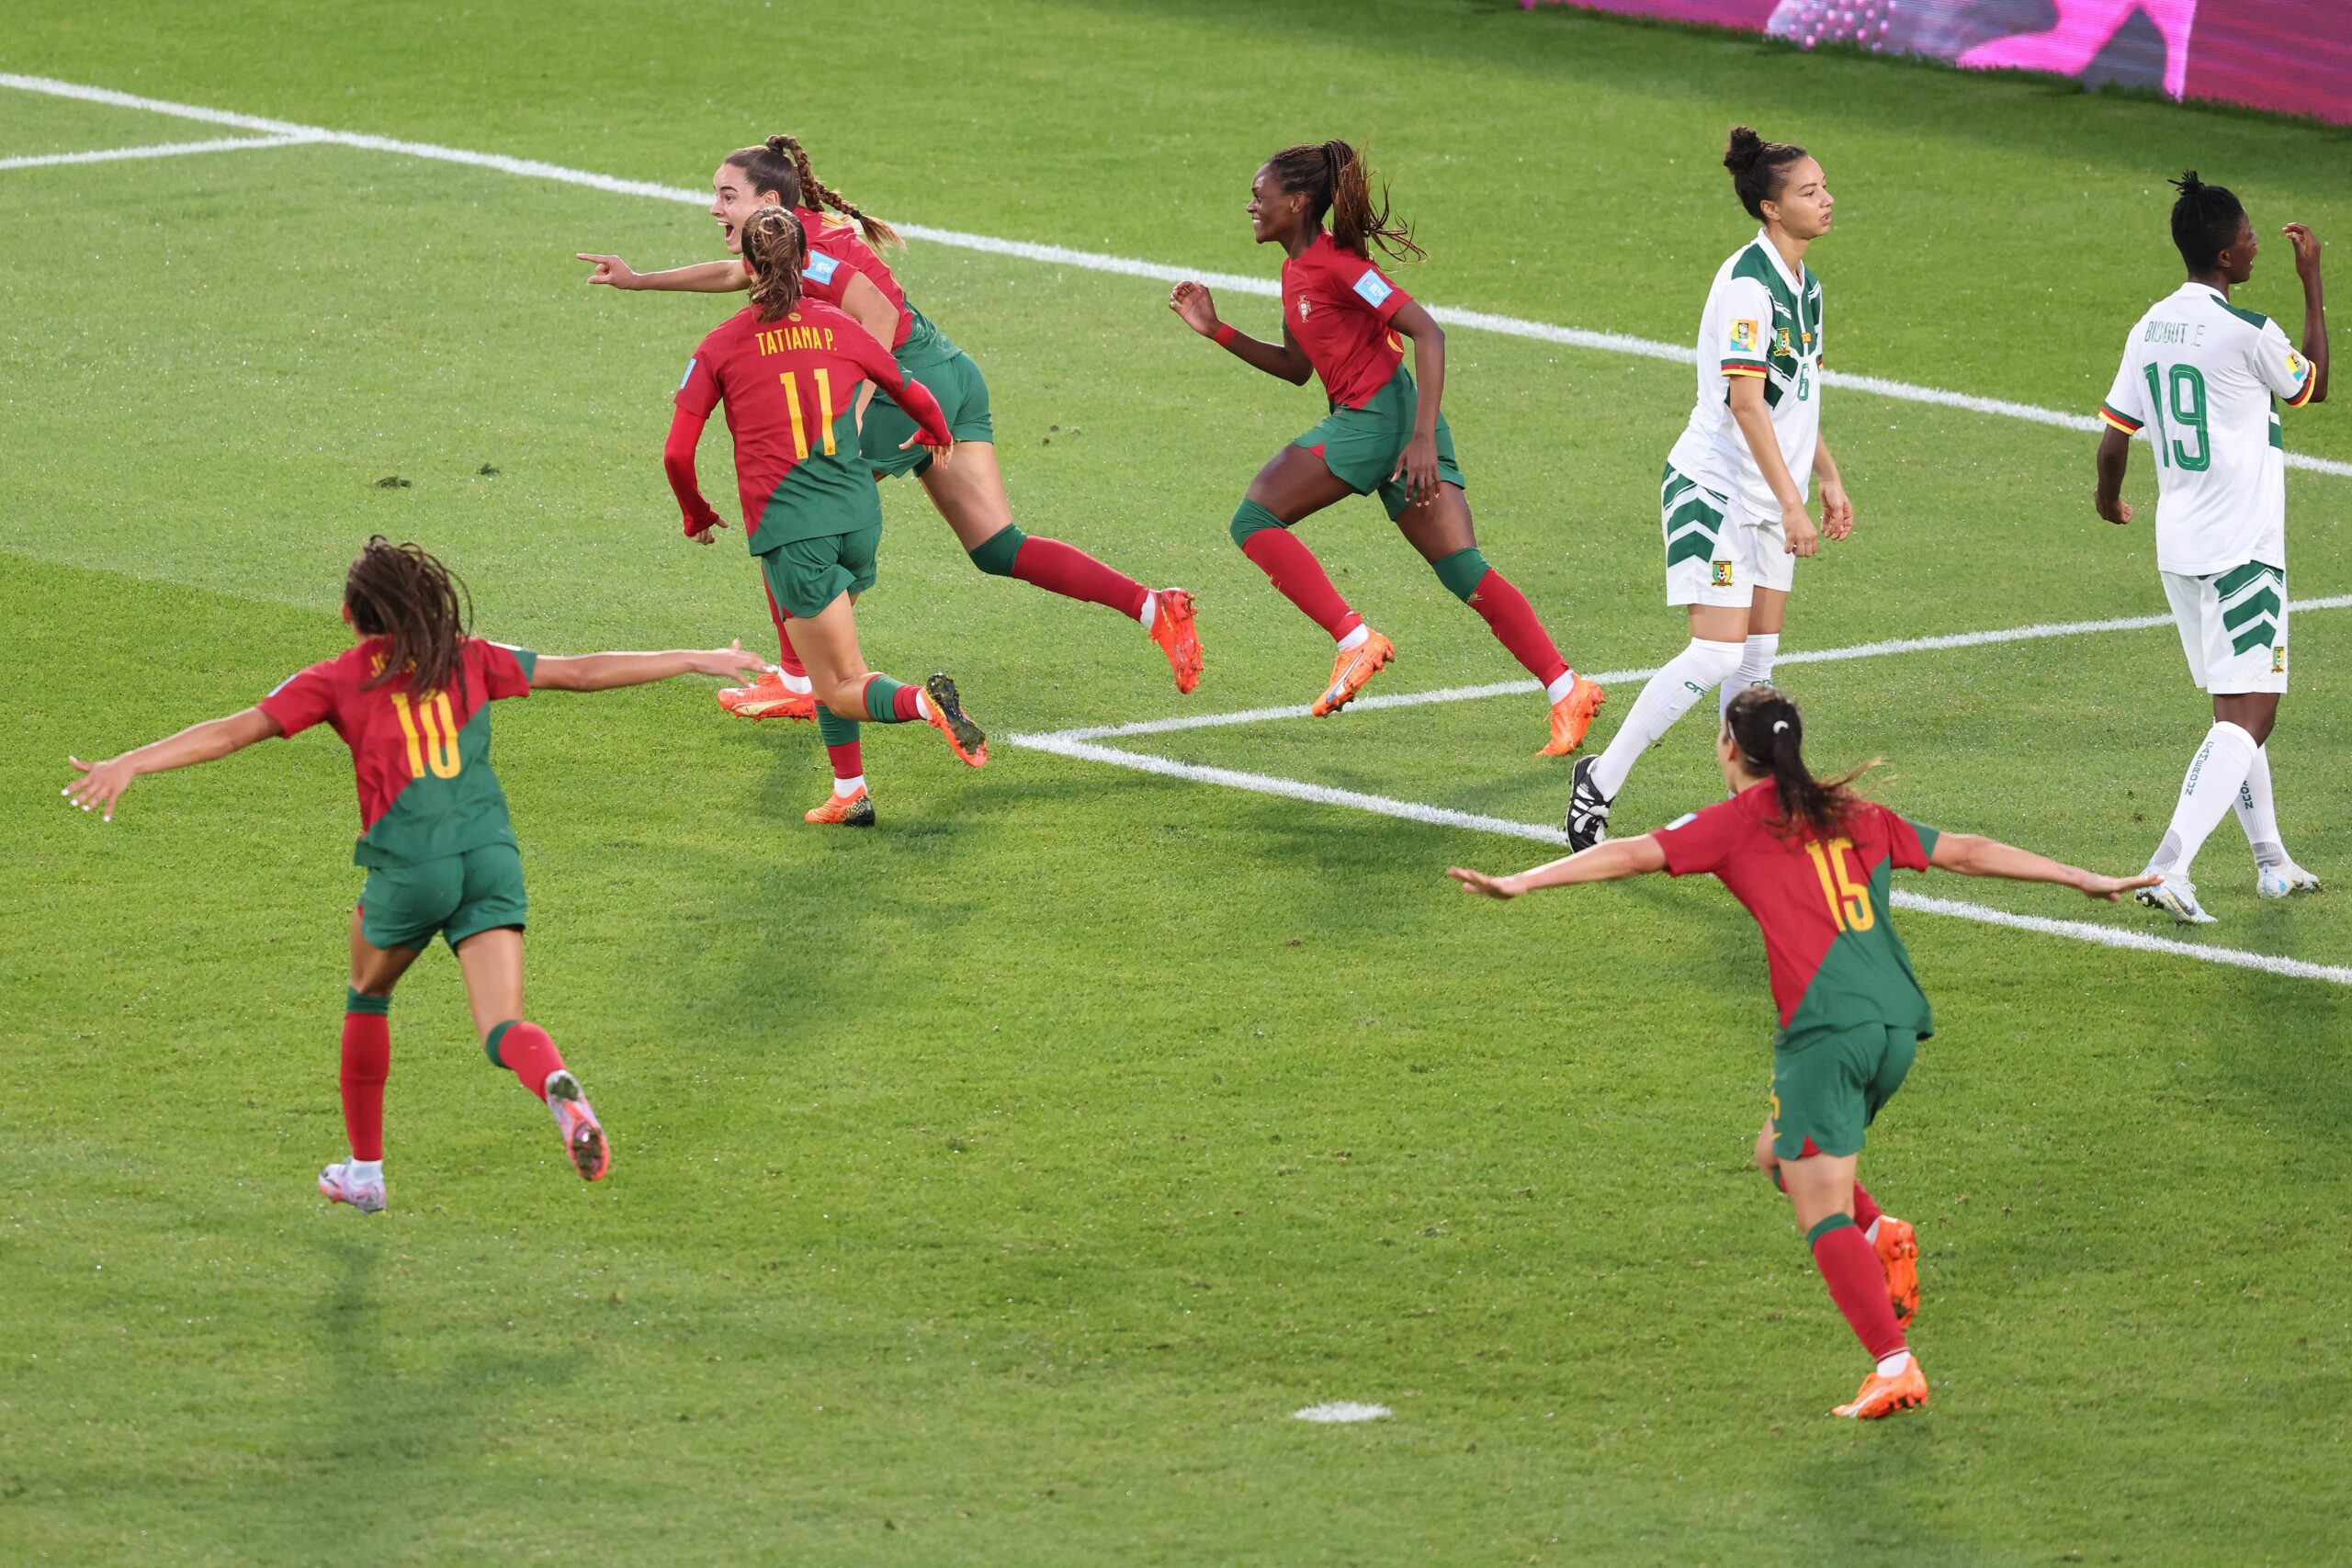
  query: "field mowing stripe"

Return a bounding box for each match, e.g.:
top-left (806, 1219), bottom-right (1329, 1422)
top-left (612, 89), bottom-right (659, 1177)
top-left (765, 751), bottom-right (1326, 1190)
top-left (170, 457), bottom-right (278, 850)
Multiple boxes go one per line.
top-left (1035, 593), bottom-right (2352, 742)
top-left (0, 134), bottom-right (317, 171)
top-left (1006, 732), bottom-right (2351, 987)
top-left (6, 71), bottom-right (2350, 481)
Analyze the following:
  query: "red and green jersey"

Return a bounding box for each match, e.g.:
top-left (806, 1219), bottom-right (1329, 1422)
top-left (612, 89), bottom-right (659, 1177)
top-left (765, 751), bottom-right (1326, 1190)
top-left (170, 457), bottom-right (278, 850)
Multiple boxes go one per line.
top-left (258, 636), bottom-right (537, 868)
top-left (1282, 231), bottom-right (1412, 410)
top-left (795, 207), bottom-right (913, 352)
top-left (674, 299), bottom-right (935, 549)
top-left (1652, 784), bottom-right (1939, 1042)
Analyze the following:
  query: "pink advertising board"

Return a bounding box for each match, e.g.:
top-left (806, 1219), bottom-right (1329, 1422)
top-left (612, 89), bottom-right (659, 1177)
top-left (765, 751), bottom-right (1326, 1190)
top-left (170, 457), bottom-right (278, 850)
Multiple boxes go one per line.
top-left (1525, 1), bottom-right (2352, 125)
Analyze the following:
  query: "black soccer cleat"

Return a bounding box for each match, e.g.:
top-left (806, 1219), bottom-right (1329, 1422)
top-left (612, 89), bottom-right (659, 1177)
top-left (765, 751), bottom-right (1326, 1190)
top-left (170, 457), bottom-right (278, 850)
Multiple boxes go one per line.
top-left (1564, 754), bottom-right (1611, 852)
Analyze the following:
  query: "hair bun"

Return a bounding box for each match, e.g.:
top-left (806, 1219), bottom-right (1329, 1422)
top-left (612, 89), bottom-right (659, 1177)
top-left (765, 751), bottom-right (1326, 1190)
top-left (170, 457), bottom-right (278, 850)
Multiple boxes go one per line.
top-left (766, 134), bottom-right (790, 153)
top-left (1724, 125), bottom-right (1765, 175)
top-left (2173, 168), bottom-right (2203, 196)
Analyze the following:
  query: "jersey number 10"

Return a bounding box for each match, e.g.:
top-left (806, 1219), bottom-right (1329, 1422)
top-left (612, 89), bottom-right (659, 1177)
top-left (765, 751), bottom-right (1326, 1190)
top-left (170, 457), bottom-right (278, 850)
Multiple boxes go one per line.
top-left (778, 369), bottom-right (839, 461)
top-left (2142, 363), bottom-right (2211, 472)
top-left (389, 691), bottom-right (463, 781)
top-left (1804, 837), bottom-right (1875, 932)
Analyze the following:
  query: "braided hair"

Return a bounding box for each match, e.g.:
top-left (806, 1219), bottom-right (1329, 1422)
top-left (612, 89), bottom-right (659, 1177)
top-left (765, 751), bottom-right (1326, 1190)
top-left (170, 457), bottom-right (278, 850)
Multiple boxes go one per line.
top-left (1723, 685), bottom-right (1874, 839)
top-left (1723, 125), bottom-right (1809, 221)
top-left (1264, 140), bottom-right (1424, 263)
top-left (740, 207), bottom-right (808, 321)
top-left (2169, 170), bottom-right (2247, 274)
top-left (345, 536), bottom-right (471, 700)
top-left (722, 134), bottom-right (901, 252)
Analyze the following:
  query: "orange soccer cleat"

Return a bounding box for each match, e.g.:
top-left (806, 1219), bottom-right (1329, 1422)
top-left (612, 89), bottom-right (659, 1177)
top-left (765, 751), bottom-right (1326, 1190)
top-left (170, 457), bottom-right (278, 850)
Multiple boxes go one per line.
top-left (1875, 1215), bottom-right (1921, 1330)
top-left (1311, 629), bottom-right (1395, 717)
top-left (544, 1070), bottom-right (610, 1182)
top-left (1832, 1359), bottom-right (1928, 1420)
top-left (1537, 674), bottom-right (1607, 756)
top-left (922, 673), bottom-right (988, 767)
top-left (718, 670), bottom-right (816, 723)
top-left (1148, 588), bottom-right (1204, 695)
top-left (805, 784), bottom-right (876, 828)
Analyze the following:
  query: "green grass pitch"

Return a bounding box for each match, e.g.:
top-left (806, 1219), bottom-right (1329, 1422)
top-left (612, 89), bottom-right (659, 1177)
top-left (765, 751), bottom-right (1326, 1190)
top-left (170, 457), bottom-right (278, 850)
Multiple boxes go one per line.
top-left (3, 1), bottom-right (2349, 1562)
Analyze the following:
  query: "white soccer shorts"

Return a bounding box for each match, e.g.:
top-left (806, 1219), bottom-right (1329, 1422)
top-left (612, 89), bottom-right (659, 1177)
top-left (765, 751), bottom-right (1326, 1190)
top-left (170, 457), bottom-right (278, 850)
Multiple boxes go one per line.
top-left (1662, 464), bottom-right (1795, 608)
top-left (2163, 560), bottom-right (2287, 694)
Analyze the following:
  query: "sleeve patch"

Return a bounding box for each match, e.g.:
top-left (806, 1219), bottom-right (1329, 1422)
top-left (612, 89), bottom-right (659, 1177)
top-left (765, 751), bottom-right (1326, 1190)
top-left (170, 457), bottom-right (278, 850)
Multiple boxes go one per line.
top-left (1663, 812), bottom-right (1699, 831)
top-left (803, 252), bottom-right (842, 286)
top-left (678, 356), bottom-right (697, 391)
top-left (1351, 270), bottom-right (1394, 309)
top-left (1728, 319), bottom-right (1759, 354)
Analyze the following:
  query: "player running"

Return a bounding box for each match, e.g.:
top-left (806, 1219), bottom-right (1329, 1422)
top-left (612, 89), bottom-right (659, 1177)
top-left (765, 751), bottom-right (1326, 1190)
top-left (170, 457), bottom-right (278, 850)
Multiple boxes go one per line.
top-left (582, 133), bottom-right (1202, 719)
top-left (2094, 174), bottom-right (2329, 923)
top-left (666, 207), bottom-right (988, 826)
top-left (1566, 127), bottom-right (1849, 848)
top-left (61, 537), bottom-right (769, 1212)
top-left (1167, 141), bottom-right (1604, 751)
top-left (1450, 686), bottom-right (2154, 1418)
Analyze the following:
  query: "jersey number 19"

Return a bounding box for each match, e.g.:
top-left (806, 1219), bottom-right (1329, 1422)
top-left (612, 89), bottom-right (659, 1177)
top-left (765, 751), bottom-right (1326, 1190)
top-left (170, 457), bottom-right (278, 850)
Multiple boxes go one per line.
top-left (2141, 363), bottom-right (2211, 472)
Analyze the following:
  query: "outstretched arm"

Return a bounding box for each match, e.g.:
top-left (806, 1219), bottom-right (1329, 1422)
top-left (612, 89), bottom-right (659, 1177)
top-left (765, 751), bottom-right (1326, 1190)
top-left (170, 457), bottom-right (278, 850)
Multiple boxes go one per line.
top-left (63, 706), bottom-right (282, 821)
top-left (1928, 832), bottom-right (2155, 901)
top-left (579, 254), bottom-right (749, 294)
top-left (1448, 835), bottom-right (1669, 899)
top-left (2094, 427), bottom-right (2134, 525)
top-left (1169, 281), bottom-right (1313, 385)
top-left (532, 642), bottom-right (769, 693)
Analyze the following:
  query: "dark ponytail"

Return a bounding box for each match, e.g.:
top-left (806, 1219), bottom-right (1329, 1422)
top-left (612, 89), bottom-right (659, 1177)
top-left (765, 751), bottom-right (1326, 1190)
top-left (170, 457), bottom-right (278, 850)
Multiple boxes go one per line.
top-left (2169, 170), bottom-right (2246, 274)
top-left (1265, 139), bottom-right (1424, 263)
top-left (722, 134), bottom-right (901, 251)
top-left (741, 206), bottom-right (807, 320)
top-left (345, 535), bottom-right (471, 701)
top-left (1724, 685), bottom-right (1873, 840)
top-left (1724, 124), bottom-right (1808, 221)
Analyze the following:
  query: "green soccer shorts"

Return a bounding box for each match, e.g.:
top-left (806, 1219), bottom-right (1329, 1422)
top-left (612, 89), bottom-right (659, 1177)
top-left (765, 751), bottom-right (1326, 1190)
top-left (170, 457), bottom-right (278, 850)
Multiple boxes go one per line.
top-left (357, 840), bottom-right (527, 953)
top-left (862, 349), bottom-right (993, 479)
top-left (1768, 1021), bottom-right (1918, 1161)
top-left (1292, 365), bottom-right (1464, 520)
top-left (759, 520), bottom-right (884, 619)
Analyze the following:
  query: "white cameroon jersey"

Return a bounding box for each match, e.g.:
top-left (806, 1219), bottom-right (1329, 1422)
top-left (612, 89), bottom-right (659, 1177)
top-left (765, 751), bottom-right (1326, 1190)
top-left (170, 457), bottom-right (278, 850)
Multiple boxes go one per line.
top-left (2099, 281), bottom-right (2316, 576)
top-left (1668, 230), bottom-right (1826, 517)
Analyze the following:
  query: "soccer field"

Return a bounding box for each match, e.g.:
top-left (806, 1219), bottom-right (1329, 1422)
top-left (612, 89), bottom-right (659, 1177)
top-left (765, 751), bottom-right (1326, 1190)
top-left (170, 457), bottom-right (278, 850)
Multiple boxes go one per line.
top-left (5, 2), bottom-right (2350, 1562)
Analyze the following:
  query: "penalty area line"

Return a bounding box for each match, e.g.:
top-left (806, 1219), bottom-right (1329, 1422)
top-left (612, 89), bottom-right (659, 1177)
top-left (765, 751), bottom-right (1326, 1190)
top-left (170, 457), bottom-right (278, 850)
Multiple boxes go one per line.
top-left (4, 71), bottom-right (2349, 479)
top-left (1001, 734), bottom-right (2352, 989)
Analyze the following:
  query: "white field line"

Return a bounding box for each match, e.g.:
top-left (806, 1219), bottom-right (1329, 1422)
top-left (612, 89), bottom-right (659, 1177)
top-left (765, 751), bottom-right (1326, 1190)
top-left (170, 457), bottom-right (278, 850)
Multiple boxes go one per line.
top-left (1031, 593), bottom-right (2352, 743)
top-left (0, 133), bottom-right (319, 171)
top-left (1009, 733), bottom-right (2352, 988)
top-left (6, 71), bottom-right (2348, 481)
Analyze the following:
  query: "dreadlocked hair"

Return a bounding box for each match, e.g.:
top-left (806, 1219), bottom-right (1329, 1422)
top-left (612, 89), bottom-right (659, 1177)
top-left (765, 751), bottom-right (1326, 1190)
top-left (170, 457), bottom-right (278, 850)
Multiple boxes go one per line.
top-left (722, 134), bottom-right (901, 252)
top-left (741, 206), bottom-right (808, 320)
top-left (1265, 140), bottom-right (1424, 263)
top-left (2169, 170), bottom-right (2246, 274)
top-left (1724, 684), bottom-right (1878, 840)
top-left (1724, 125), bottom-right (1808, 221)
top-left (345, 535), bottom-right (472, 701)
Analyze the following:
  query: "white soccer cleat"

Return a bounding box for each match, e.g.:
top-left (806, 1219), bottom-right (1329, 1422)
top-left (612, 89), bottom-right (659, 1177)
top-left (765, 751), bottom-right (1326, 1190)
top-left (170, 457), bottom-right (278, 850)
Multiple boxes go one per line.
top-left (318, 1159), bottom-right (386, 1213)
top-left (2135, 873), bottom-right (2216, 925)
top-left (2256, 861), bottom-right (2321, 900)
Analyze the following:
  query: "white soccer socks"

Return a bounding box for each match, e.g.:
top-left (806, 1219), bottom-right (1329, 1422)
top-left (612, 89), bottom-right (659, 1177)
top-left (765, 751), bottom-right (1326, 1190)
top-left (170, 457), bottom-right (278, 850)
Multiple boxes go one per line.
top-left (1719, 632), bottom-right (1780, 718)
top-left (2232, 743), bottom-right (2289, 870)
top-left (2151, 720), bottom-right (2260, 879)
top-left (1590, 638), bottom-right (1745, 799)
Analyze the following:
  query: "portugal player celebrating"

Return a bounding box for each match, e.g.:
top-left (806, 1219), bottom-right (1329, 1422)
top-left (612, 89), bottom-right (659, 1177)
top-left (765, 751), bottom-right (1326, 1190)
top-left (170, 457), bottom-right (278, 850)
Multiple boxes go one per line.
top-left (1450, 687), bottom-right (2154, 1419)
top-left (62, 537), bottom-right (768, 1212)
top-left (1567, 127), bottom-right (1849, 850)
top-left (2095, 174), bottom-right (2328, 923)
top-left (1168, 141), bottom-right (1603, 751)
top-left (666, 207), bottom-right (988, 826)
top-left (582, 133), bottom-right (1202, 716)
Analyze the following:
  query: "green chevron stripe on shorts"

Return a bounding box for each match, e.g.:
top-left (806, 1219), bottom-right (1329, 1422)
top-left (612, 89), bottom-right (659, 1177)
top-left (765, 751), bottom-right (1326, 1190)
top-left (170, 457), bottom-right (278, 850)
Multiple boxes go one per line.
top-left (1661, 463), bottom-right (1725, 570)
top-left (2215, 562), bottom-right (2284, 657)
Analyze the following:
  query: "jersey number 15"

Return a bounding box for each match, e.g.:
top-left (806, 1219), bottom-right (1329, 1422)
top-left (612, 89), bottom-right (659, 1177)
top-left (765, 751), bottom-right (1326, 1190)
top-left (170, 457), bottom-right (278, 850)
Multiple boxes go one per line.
top-left (1805, 837), bottom-right (1875, 932)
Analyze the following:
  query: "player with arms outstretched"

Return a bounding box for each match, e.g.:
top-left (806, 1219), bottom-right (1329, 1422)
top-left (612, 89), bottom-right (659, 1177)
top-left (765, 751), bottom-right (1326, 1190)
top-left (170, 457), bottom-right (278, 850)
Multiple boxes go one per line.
top-left (1451, 687), bottom-right (2154, 1418)
top-left (666, 207), bottom-right (987, 826)
top-left (62, 537), bottom-right (768, 1212)
top-left (2095, 174), bottom-right (2328, 923)
top-left (1567, 127), bottom-right (1849, 849)
top-left (1168, 141), bottom-right (1603, 751)
top-left (584, 134), bottom-right (1201, 717)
